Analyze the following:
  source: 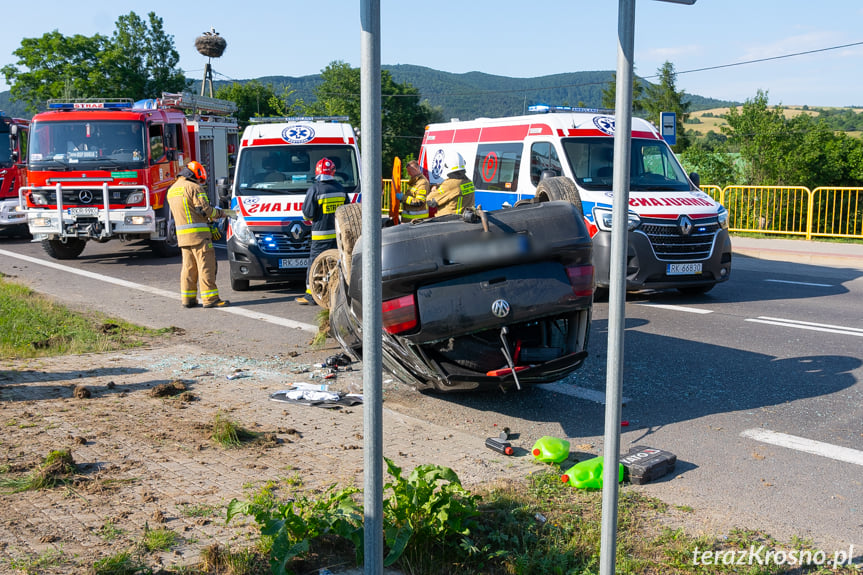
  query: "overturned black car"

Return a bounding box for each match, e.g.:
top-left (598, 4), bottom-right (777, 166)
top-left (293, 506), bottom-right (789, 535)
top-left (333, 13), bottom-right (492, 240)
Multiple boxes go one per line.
top-left (321, 179), bottom-right (594, 393)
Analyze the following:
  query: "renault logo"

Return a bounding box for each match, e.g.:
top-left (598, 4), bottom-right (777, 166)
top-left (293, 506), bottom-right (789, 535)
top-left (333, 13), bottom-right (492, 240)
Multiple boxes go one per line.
top-left (78, 190), bottom-right (94, 204)
top-left (290, 223), bottom-right (304, 241)
top-left (491, 299), bottom-right (510, 318)
top-left (679, 215), bottom-right (693, 236)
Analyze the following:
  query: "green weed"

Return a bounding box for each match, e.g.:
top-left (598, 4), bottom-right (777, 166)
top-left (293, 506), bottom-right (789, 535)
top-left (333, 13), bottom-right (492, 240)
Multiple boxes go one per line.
top-left (139, 524), bottom-right (178, 552)
top-left (210, 410), bottom-right (258, 448)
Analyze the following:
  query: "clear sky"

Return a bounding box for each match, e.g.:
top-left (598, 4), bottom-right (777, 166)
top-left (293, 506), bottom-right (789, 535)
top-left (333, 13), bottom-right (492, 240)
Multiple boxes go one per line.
top-left (3, 1), bottom-right (863, 108)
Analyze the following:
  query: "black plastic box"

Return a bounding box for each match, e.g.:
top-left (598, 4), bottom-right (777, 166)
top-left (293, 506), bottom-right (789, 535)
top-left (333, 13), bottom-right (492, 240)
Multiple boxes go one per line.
top-left (621, 445), bottom-right (676, 485)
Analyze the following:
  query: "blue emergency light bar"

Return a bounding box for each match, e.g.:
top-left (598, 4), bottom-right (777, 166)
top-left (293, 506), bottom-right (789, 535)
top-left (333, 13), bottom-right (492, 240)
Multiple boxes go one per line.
top-left (528, 104), bottom-right (615, 115)
top-left (250, 115), bottom-right (350, 124)
top-left (47, 99), bottom-right (134, 111)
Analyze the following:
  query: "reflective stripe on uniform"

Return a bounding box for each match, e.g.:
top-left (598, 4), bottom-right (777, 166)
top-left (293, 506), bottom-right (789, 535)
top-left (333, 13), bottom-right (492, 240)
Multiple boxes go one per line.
top-left (318, 192), bottom-right (346, 215)
top-left (312, 230), bottom-right (337, 240)
top-left (176, 222), bottom-right (211, 234)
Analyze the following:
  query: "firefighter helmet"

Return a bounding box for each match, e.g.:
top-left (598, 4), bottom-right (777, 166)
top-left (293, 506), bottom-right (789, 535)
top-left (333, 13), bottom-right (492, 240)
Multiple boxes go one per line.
top-left (444, 151), bottom-right (466, 176)
top-left (187, 161), bottom-right (208, 182)
top-left (315, 157), bottom-right (336, 178)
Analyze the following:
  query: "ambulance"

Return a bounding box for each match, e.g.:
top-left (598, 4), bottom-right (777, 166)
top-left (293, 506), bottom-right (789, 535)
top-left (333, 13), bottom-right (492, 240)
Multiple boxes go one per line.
top-left (419, 108), bottom-right (731, 295)
top-left (223, 117), bottom-right (360, 291)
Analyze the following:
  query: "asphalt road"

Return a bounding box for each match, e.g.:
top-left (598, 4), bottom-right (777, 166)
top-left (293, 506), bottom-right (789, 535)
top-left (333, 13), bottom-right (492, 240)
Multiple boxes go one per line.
top-left (0, 234), bottom-right (861, 552)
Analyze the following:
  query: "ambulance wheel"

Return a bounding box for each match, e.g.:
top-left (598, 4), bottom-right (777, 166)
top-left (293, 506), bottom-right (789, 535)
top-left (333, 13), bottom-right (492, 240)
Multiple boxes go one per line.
top-left (42, 238), bottom-right (86, 260)
top-left (231, 277), bottom-right (250, 292)
top-left (536, 176), bottom-right (583, 218)
top-left (150, 207), bottom-right (180, 258)
top-left (677, 284), bottom-right (713, 296)
top-left (309, 249), bottom-right (341, 309)
top-left (335, 203), bottom-right (362, 286)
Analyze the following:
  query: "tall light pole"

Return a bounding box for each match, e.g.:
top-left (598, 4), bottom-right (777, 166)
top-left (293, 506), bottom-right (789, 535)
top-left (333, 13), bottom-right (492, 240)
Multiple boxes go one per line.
top-left (600, 1), bottom-right (696, 574)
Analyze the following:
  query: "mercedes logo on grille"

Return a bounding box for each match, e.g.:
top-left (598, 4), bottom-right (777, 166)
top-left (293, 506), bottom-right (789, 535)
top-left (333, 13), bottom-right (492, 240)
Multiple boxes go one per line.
top-left (78, 190), bottom-right (94, 204)
top-left (491, 299), bottom-right (511, 318)
top-left (290, 223), bottom-right (304, 241)
top-left (679, 215), bottom-right (693, 236)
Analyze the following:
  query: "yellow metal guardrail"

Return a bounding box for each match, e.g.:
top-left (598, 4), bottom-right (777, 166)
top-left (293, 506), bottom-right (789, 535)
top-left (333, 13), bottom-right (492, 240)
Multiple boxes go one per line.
top-left (381, 179), bottom-right (863, 240)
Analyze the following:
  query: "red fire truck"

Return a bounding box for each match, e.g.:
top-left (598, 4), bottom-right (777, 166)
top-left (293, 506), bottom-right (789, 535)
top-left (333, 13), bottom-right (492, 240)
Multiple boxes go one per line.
top-left (19, 92), bottom-right (238, 259)
top-left (0, 111), bottom-right (29, 235)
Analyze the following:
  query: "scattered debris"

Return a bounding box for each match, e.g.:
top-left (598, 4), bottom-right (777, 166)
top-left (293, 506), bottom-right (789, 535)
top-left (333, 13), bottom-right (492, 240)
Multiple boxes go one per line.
top-left (270, 390), bottom-right (363, 408)
top-left (73, 385), bottom-right (91, 399)
top-left (620, 446), bottom-right (677, 485)
top-left (151, 380), bottom-right (187, 397)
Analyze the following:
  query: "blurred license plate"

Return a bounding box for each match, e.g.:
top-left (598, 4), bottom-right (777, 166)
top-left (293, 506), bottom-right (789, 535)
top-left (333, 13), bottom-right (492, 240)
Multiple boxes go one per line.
top-left (667, 263), bottom-right (702, 275)
top-left (69, 207), bottom-right (99, 216)
top-left (279, 258), bottom-right (308, 269)
top-left (446, 234), bottom-right (530, 264)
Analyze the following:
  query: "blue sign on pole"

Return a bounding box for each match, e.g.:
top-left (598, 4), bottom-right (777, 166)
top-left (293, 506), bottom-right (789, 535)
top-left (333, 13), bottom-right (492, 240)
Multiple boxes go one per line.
top-left (660, 111), bottom-right (676, 146)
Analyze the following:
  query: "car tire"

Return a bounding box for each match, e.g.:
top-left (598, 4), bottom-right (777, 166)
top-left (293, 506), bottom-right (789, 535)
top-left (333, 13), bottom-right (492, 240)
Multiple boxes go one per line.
top-left (309, 248), bottom-right (341, 309)
top-left (231, 277), bottom-right (250, 292)
top-left (42, 238), bottom-right (86, 260)
top-left (335, 203), bottom-right (362, 285)
top-left (535, 176), bottom-right (584, 218)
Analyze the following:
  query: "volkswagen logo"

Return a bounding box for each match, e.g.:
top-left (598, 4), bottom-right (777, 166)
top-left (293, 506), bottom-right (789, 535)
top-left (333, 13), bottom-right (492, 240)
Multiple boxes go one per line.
top-left (289, 222), bottom-right (304, 241)
top-left (491, 299), bottom-right (510, 318)
top-left (679, 215), bottom-right (693, 236)
top-left (78, 190), bottom-right (94, 204)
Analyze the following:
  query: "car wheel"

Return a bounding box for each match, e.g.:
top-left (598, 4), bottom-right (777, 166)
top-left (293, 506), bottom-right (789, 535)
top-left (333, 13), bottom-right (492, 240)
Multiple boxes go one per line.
top-left (309, 248), bottom-right (340, 308)
top-left (231, 277), bottom-right (250, 292)
top-left (335, 203), bottom-right (362, 285)
top-left (42, 238), bottom-right (86, 260)
top-left (535, 176), bottom-right (584, 218)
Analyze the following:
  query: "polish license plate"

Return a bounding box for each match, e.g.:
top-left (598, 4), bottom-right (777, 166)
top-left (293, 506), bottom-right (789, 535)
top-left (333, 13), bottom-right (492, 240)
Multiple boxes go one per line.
top-left (68, 207), bottom-right (99, 216)
top-left (667, 263), bottom-right (702, 275)
top-left (279, 258), bottom-right (308, 269)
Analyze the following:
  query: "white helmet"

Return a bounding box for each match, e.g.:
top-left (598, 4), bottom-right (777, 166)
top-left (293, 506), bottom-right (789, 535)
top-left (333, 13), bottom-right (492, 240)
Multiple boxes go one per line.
top-left (444, 151), bottom-right (466, 175)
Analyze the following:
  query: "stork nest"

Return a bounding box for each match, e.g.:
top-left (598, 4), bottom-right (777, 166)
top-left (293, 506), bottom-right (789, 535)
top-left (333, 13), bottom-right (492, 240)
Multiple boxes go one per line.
top-left (195, 34), bottom-right (227, 58)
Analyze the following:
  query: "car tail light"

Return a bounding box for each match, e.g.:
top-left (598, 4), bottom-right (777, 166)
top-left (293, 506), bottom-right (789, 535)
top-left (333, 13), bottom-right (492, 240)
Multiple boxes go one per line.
top-left (565, 264), bottom-right (594, 297)
top-left (382, 294), bottom-right (418, 334)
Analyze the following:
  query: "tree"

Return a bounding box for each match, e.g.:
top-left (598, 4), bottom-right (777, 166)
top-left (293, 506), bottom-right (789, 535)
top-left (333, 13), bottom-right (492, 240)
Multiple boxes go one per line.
top-left (2, 11), bottom-right (186, 112)
top-left (600, 71), bottom-right (646, 114)
top-left (307, 61), bottom-right (441, 171)
top-left (215, 81), bottom-right (303, 127)
top-left (642, 61), bottom-right (690, 152)
top-left (723, 90), bottom-right (795, 185)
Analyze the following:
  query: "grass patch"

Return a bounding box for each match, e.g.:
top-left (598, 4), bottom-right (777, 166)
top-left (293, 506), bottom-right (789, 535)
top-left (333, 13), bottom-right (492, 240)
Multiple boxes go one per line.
top-left (140, 525), bottom-right (178, 552)
top-left (0, 274), bottom-right (170, 359)
top-left (312, 308), bottom-right (329, 348)
top-left (210, 410), bottom-right (259, 448)
top-left (176, 502), bottom-right (219, 518)
top-left (0, 449), bottom-right (78, 493)
top-left (6, 546), bottom-right (68, 573)
top-left (91, 549), bottom-right (149, 575)
top-left (199, 543), bottom-right (269, 575)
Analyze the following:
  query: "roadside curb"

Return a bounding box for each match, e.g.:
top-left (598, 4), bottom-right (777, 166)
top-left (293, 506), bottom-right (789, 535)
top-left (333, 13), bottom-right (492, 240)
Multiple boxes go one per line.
top-left (732, 246), bottom-right (863, 270)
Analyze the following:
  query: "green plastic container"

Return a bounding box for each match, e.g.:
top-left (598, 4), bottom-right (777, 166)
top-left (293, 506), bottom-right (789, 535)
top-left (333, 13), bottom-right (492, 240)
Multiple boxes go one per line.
top-left (531, 436), bottom-right (570, 463)
top-left (560, 457), bottom-right (624, 489)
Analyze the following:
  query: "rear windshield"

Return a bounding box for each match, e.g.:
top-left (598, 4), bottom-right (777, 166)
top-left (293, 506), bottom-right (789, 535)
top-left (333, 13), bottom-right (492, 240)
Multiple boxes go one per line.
top-left (235, 145), bottom-right (359, 195)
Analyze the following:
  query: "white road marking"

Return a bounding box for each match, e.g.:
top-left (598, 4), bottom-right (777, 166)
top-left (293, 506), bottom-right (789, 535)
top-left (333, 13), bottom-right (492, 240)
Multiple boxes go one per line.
top-left (745, 316), bottom-right (863, 337)
top-left (741, 428), bottom-right (863, 467)
top-left (537, 382), bottom-right (629, 405)
top-left (0, 248), bottom-right (318, 333)
top-left (635, 303), bottom-right (713, 314)
top-left (765, 278), bottom-right (833, 287)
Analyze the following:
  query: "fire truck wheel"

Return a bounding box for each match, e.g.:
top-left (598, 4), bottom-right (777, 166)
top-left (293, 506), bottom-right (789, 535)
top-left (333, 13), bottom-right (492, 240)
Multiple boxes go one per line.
top-left (535, 176), bottom-right (584, 218)
top-left (150, 207), bottom-right (180, 258)
top-left (335, 203), bottom-right (362, 285)
top-left (231, 277), bottom-right (250, 292)
top-left (309, 249), bottom-right (341, 309)
top-left (42, 238), bottom-right (86, 260)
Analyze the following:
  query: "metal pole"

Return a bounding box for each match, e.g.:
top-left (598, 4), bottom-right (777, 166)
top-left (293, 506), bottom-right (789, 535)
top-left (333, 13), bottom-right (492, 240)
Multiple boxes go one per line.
top-left (360, 2), bottom-right (383, 574)
top-left (600, 1), bottom-right (635, 574)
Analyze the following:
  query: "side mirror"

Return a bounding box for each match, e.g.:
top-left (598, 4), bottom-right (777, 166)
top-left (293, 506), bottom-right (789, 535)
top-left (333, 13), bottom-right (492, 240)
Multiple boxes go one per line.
top-left (689, 172), bottom-right (701, 188)
top-left (166, 149), bottom-right (177, 161)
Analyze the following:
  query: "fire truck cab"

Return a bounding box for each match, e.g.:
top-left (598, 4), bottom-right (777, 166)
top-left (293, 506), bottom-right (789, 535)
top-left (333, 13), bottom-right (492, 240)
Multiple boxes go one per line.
top-left (420, 108), bottom-right (732, 295)
top-left (224, 117), bottom-right (360, 291)
top-left (19, 92), bottom-right (238, 259)
top-left (0, 112), bottom-right (29, 235)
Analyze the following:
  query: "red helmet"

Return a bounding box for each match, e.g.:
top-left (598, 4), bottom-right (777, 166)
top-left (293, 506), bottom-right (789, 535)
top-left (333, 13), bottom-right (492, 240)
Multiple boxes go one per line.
top-left (187, 161), bottom-right (208, 182)
top-left (315, 157), bottom-right (336, 177)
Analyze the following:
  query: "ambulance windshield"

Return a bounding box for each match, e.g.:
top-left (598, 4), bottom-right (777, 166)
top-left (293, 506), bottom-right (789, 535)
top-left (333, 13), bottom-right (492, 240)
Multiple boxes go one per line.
top-left (236, 145), bottom-right (359, 195)
top-left (562, 137), bottom-right (692, 192)
top-left (29, 120), bottom-right (146, 169)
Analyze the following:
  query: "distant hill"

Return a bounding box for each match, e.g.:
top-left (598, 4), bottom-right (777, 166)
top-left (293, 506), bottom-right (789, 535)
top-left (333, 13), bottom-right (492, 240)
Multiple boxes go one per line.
top-left (1, 64), bottom-right (737, 121)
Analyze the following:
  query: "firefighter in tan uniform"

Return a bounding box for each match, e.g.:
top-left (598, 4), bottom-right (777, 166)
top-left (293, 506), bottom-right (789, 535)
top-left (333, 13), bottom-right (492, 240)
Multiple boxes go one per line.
top-left (167, 161), bottom-right (237, 308)
top-left (427, 151), bottom-right (474, 217)
top-left (396, 159), bottom-right (430, 221)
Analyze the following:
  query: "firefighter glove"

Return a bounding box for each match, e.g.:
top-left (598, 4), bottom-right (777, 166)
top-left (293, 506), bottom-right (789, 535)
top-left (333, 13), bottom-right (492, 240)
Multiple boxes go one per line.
top-left (395, 193), bottom-right (404, 201)
top-left (426, 198), bottom-right (438, 208)
top-left (222, 209), bottom-right (238, 219)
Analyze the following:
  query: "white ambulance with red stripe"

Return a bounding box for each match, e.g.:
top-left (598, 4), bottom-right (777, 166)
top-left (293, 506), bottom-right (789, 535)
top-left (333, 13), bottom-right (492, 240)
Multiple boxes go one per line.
top-left (419, 108), bottom-right (731, 295)
top-left (224, 117), bottom-right (360, 291)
